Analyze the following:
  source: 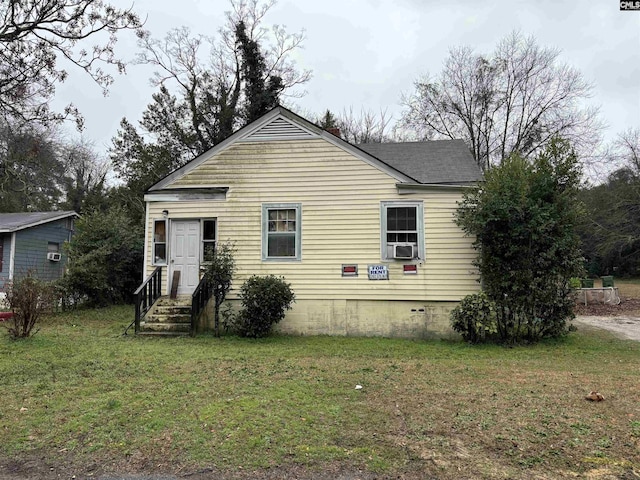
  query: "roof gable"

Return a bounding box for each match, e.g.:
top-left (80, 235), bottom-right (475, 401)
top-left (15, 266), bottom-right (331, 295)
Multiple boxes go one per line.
top-left (148, 106), bottom-right (417, 191)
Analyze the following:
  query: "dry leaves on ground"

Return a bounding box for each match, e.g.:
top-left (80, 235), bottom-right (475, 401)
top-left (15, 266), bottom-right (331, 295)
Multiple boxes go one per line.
top-left (574, 297), bottom-right (640, 317)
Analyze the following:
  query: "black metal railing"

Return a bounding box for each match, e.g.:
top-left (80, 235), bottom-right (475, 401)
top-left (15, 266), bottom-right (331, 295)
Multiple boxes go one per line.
top-left (191, 275), bottom-right (213, 337)
top-left (132, 266), bottom-right (163, 334)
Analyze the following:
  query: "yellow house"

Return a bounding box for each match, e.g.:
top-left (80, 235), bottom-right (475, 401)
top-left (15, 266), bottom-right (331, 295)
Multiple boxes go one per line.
top-left (135, 106), bottom-right (481, 338)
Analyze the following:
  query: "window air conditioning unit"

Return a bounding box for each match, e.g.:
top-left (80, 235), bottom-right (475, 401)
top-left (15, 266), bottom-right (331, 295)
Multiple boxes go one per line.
top-left (47, 252), bottom-right (61, 262)
top-left (392, 243), bottom-right (414, 260)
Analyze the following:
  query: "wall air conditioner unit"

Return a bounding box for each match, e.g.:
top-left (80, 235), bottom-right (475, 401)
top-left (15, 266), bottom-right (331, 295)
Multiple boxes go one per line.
top-left (47, 252), bottom-right (61, 262)
top-left (392, 243), bottom-right (414, 260)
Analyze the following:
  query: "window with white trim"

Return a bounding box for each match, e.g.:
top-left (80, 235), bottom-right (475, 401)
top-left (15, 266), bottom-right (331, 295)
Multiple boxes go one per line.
top-left (381, 201), bottom-right (424, 261)
top-left (202, 219), bottom-right (217, 262)
top-left (262, 203), bottom-right (301, 261)
top-left (152, 219), bottom-right (167, 265)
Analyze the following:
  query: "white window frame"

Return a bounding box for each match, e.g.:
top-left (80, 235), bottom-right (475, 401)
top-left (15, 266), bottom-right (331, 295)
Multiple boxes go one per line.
top-left (262, 203), bottom-right (302, 261)
top-left (380, 201), bottom-right (424, 261)
top-left (152, 219), bottom-right (167, 266)
top-left (201, 218), bottom-right (217, 263)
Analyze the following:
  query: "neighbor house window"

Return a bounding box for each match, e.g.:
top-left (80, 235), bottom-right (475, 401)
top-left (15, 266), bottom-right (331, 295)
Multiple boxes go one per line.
top-left (152, 219), bottom-right (167, 265)
top-left (262, 203), bottom-right (301, 261)
top-left (380, 201), bottom-right (424, 261)
top-left (202, 219), bottom-right (217, 262)
top-left (48, 242), bottom-right (60, 253)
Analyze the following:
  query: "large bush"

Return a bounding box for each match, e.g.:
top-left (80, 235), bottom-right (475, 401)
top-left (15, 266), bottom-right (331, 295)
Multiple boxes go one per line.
top-left (64, 207), bottom-right (143, 306)
top-left (455, 138), bottom-right (585, 343)
top-left (233, 275), bottom-right (295, 338)
top-left (3, 272), bottom-right (55, 339)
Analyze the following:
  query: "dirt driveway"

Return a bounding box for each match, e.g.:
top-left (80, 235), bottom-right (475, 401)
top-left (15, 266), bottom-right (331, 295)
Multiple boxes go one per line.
top-left (572, 315), bottom-right (640, 341)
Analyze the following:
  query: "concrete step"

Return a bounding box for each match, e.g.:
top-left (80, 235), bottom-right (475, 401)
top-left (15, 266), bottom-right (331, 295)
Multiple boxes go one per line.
top-left (156, 297), bottom-right (191, 307)
top-left (145, 313), bottom-right (191, 324)
top-left (153, 305), bottom-right (192, 316)
top-left (140, 321), bottom-right (191, 333)
top-left (137, 330), bottom-right (190, 337)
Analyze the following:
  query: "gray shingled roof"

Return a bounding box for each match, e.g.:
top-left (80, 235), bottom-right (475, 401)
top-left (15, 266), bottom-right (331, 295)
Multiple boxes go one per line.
top-left (356, 140), bottom-right (482, 184)
top-left (0, 211), bottom-right (77, 233)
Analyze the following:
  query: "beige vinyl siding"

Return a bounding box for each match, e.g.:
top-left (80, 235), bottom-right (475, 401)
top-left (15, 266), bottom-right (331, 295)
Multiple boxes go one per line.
top-left (145, 139), bottom-right (479, 302)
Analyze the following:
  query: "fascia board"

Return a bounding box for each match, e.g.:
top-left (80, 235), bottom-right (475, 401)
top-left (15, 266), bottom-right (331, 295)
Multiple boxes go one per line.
top-left (396, 183), bottom-right (476, 194)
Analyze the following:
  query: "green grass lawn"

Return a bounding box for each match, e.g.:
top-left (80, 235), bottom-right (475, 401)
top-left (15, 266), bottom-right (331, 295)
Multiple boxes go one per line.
top-left (1, 306), bottom-right (639, 479)
top-left (612, 277), bottom-right (640, 299)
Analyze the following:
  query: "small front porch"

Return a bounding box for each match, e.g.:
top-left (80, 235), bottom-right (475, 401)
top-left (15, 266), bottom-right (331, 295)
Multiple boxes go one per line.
top-left (131, 266), bottom-right (212, 337)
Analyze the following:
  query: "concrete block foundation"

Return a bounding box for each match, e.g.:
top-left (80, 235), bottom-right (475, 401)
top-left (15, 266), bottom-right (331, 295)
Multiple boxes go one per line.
top-left (200, 299), bottom-right (459, 339)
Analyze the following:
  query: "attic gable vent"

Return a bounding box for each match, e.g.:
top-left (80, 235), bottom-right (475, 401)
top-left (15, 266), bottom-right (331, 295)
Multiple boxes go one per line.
top-left (241, 116), bottom-right (316, 142)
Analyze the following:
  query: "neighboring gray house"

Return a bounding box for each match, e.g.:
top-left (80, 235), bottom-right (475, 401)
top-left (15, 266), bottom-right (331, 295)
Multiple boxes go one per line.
top-left (0, 211), bottom-right (77, 291)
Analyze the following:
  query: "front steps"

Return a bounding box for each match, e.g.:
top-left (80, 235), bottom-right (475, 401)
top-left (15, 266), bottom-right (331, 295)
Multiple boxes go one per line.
top-left (139, 296), bottom-right (192, 336)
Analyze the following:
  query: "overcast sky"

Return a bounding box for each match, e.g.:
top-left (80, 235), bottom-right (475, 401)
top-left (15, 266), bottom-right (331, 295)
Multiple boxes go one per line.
top-left (53, 0), bottom-right (640, 159)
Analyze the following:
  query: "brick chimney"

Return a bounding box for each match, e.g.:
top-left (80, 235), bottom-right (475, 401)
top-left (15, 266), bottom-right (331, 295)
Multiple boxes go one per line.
top-left (326, 127), bottom-right (341, 138)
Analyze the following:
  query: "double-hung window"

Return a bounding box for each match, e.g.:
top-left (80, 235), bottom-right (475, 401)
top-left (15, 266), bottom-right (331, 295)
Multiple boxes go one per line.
top-left (152, 219), bottom-right (167, 265)
top-left (262, 203), bottom-right (302, 261)
top-left (381, 201), bottom-right (424, 260)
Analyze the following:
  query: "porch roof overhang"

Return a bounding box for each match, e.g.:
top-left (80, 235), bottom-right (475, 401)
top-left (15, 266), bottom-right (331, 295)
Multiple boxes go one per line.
top-left (144, 187), bottom-right (229, 202)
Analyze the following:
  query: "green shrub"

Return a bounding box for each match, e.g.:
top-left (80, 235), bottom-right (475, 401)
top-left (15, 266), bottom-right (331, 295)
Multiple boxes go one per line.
top-left (3, 272), bottom-right (55, 339)
top-left (450, 292), bottom-right (498, 344)
top-left (569, 277), bottom-right (582, 289)
top-left (64, 207), bottom-right (143, 306)
top-left (233, 275), bottom-right (295, 338)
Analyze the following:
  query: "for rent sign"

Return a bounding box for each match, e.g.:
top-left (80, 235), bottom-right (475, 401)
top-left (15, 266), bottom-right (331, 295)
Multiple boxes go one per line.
top-left (368, 265), bottom-right (389, 280)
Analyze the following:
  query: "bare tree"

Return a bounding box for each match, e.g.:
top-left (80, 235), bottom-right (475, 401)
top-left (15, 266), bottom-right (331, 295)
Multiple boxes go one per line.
top-left (612, 128), bottom-right (640, 174)
top-left (0, 120), bottom-right (64, 211)
top-left (133, 0), bottom-right (310, 142)
top-left (401, 32), bottom-right (602, 170)
top-left (0, 0), bottom-right (144, 128)
top-left (333, 107), bottom-right (394, 144)
top-left (60, 138), bottom-right (110, 213)
top-left (0, 120), bottom-right (111, 213)
top-left (585, 127), bottom-right (640, 181)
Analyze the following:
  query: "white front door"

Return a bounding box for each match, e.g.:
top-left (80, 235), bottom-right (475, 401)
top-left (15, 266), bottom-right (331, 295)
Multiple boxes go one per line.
top-left (171, 220), bottom-right (200, 295)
